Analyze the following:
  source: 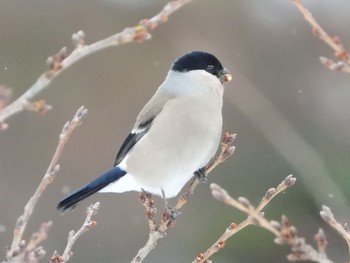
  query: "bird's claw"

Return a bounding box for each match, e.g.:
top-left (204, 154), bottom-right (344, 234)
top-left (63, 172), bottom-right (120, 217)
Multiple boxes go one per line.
top-left (138, 188), bottom-right (153, 203)
top-left (164, 205), bottom-right (181, 223)
top-left (160, 189), bottom-right (181, 223)
top-left (194, 167), bottom-right (208, 183)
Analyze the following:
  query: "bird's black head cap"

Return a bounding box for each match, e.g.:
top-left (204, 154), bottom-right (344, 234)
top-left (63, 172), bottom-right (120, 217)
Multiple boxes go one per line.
top-left (172, 51), bottom-right (224, 78)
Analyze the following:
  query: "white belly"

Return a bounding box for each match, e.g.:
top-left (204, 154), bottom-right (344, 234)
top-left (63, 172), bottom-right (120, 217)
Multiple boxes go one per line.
top-left (100, 96), bottom-right (222, 198)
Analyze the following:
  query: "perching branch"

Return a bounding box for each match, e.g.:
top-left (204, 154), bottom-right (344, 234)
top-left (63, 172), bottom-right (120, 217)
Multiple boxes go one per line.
top-left (0, 0), bottom-right (194, 129)
top-left (50, 202), bottom-right (100, 263)
top-left (132, 133), bottom-right (236, 263)
top-left (292, 0), bottom-right (350, 73)
top-left (193, 175), bottom-right (296, 263)
top-left (5, 106), bottom-right (88, 263)
top-left (173, 133), bottom-right (236, 213)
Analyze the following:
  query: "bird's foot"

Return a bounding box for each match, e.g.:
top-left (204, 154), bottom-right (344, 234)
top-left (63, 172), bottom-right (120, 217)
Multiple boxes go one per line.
top-left (194, 167), bottom-right (208, 183)
top-left (161, 189), bottom-right (181, 224)
top-left (163, 205), bottom-right (181, 224)
top-left (139, 188), bottom-right (153, 203)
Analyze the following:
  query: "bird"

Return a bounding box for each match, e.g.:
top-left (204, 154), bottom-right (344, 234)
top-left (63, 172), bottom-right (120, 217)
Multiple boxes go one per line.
top-left (57, 51), bottom-right (232, 212)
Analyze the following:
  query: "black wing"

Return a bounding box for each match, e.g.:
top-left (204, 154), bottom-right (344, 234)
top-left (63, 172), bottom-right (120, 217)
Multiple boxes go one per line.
top-left (114, 118), bottom-right (154, 166)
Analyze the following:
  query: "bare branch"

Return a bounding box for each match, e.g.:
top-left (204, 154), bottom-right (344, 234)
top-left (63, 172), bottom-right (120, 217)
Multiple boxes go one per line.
top-left (4, 222), bottom-right (52, 263)
top-left (197, 178), bottom-right (334, 263)
top-left (0, 86), bottom-right (12, 129)
top-left (0, 86), bottom-right (12, 111)
top-left (292, 0), bottom-right (350, 73)
top-left (0, 0), bottom-right (194, 129)
top-left (5, 106), bottom-right (88, 262)
top-left (314, 229), bottom-right (328, 257)
top-left (193, 175), bottom-right (296, 263)
top-left (319, 57), bottom-right (350, 73)
top-left (320, 205), bottom-right (350, 262)
top-left (25, 221), bottom-right (52, 253)
top-left (49, 202), bottom-right (100, 263)
top-left (132, 133), bottom-right (236, 263)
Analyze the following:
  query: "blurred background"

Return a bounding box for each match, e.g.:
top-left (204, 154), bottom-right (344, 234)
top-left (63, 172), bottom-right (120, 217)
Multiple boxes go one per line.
top-left (1, 0), bottom-right (350, 262)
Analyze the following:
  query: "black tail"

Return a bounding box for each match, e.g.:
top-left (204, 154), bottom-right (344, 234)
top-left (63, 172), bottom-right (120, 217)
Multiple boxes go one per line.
top-left (57, 166), bottom-right (126, 212)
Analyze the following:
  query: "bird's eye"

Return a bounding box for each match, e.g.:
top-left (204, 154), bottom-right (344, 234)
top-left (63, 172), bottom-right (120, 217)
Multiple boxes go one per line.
top-left (207, 65), bottom-right (214, 72)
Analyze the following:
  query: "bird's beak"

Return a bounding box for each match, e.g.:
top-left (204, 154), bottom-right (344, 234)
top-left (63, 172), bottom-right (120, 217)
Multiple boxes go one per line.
top-left (219, 68), bottom-right (232, 83)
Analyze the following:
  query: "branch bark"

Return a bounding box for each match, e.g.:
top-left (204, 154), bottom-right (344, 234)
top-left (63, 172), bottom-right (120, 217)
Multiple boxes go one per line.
top-left (4, 106), bottom-right (88, 263)
top-left (50, 202), bottom-right (100, 263)
top-left (292, 0), bottom-right (350, 73)
top-left (198, 177), bottom-right (335, 263)
top-left (0, 0), bottom-right (195, 128)
top-left (194, 175), bottom-right (296, 263)
top-left (320, 205), bottom-right (350, 263)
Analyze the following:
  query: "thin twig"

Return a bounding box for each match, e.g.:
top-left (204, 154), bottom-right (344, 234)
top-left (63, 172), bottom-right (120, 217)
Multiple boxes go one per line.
top-left (200, 179), bottom-right (334, 263)
top-left (292, 0), bottom-right (350, 73)
top-left (320, 205), bottom-right (350, 263)
top-left (4, 221), bottom-right (52, 263)
top-left (0, 0), bottom-right (194, 128)
top-left (0, 86), bottom-right (12, 129)
top-left (5, 106), bottom-right (88, 262)
top-left (132, 133), bottom-right (236, 263)
top-left (25, 221), bottom-right (53, 253)
top-left (0, 86), bottom-right (12, 111)
top-left (49, 202), bottom-right (100, 263)
top-left (194, 175), bottom-right (296, 263)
